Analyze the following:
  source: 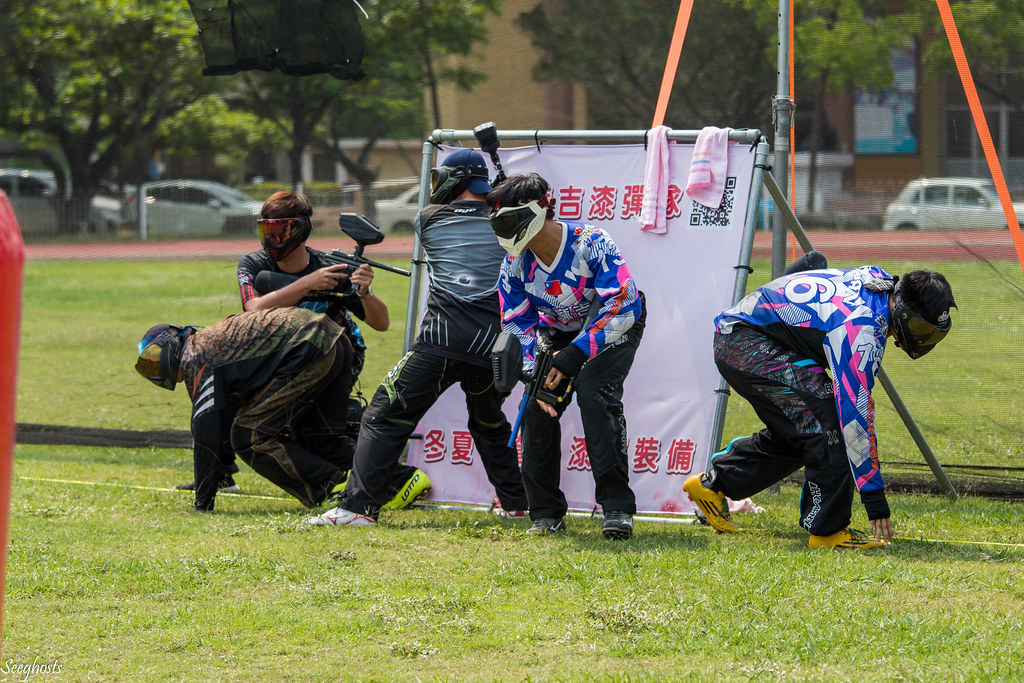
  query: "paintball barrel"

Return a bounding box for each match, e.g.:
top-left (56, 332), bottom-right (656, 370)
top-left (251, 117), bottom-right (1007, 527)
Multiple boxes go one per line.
top-left (254, 213), bottom-right (410, 301)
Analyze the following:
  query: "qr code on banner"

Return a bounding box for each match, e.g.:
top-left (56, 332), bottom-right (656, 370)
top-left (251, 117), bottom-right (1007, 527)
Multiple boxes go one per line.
top-left (689, 176), bottom-right (737, 229)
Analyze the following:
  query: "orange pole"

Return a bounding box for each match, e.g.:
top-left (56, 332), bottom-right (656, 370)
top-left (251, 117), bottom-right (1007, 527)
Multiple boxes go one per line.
top-left (651, 0), bottom-right (695, 128)
top-left (935, 0), bottom-right (1024, 273)
top-left (0, 191), bottom-right (25, 651)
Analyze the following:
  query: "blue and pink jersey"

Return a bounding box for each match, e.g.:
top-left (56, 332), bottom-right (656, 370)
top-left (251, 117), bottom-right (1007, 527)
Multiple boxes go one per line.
top-left (715, 265), bottom-right (895, 493)
top-left (498, 222), bottom-right (641, 371)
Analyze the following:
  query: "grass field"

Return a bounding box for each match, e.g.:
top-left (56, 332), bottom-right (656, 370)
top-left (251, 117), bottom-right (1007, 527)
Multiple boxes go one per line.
top-left (5, 257), bottom-right (1024, 680)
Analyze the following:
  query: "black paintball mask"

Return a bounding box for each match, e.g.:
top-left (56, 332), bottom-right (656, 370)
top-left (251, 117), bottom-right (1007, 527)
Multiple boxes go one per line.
top-left (429, 164), bottom-right (490, 204)
top-left (890, 280), bottom-right (953, 359)
top-left (258, 215), bottom-right (312, 263)
top-left (135, 324), bottom-right (199, 390)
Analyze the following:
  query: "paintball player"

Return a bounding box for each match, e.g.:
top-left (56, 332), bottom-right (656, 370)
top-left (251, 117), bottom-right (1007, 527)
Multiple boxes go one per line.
top-left (174, 190), bottom-right (417, 498)
top-left (238, 190), bottom-right (390, 376)
top-left (685, 266), bottom-right (956, 549)
top-left (486, 173), bottom-right (646, 540)
top-left (135, 307), bottom-right (356, 512)
top-left (310, 149), bottom-right (528, 527)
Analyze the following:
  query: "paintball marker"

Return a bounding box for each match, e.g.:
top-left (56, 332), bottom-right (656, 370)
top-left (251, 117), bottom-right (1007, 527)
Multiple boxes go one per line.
top-left (473, 121), bottom-right (507, 186)
top-left (254, 213), bottom-right (411, 301)
top-left (491, 332), bottom-right (573, 448)
top-left (491, 297), bottom-right (604, 447)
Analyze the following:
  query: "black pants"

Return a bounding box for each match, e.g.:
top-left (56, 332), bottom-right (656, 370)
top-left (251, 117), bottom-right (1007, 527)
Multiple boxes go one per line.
top-left (710, 327), bottom-right (853, 536)
top-left (230, 340), bottom-right (353, 508)
top-left (342, 350), bottom-right (528, 519)
top-left (522, 329), bottom-right (642, 521)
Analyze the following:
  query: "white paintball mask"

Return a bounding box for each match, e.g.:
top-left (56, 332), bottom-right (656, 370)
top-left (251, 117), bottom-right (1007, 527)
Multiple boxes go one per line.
top-left (489, 200), bottom-right (546, 257)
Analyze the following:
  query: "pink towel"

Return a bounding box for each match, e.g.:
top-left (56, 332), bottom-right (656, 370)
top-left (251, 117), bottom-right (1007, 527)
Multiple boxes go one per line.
top-left (638, 125), bottom-right (671, 233)
top-left (686, 126), bottom-right (732, 209)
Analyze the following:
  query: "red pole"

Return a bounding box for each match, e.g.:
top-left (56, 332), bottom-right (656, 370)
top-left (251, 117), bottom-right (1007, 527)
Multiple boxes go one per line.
top-left (0, 190), bottom-right (26, 651)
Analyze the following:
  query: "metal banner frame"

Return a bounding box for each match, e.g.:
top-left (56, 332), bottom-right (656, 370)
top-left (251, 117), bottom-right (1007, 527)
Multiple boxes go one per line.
top-left (401, 125), bottom-right (955, 505)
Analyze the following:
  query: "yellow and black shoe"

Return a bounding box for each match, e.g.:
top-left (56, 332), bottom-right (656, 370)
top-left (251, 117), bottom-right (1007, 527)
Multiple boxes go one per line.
top-left (683, 474), bottom-right (737, 533)
top-left (808, 527), bottom-right (888, 550)
top-left (381, 469), bottom-right (432, 510)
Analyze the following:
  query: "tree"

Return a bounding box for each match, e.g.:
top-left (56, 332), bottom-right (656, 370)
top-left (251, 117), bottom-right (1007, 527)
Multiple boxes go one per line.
top-left (0, 0), bottom-right (215, 230)
top-left (907, 0), bottom-right (1024, 107)
top-left (160, 95), bottom-right (285, 186)
top-left (517, 0), bottom-right (777, 131)
top-left (518, 1), bottom-right (912, 210)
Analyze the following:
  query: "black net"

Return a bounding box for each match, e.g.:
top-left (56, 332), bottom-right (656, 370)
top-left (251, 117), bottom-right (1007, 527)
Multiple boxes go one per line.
top-left (186, 0), bottom-right (366, 80)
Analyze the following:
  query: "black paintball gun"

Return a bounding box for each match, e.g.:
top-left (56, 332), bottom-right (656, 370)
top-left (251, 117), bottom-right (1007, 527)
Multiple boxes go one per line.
top-left (491, 332), bottom-right (572, 447)
top-left (254, 213), bottom-right (411, 302)
top-left (491, 297), bottom-right (603, 447)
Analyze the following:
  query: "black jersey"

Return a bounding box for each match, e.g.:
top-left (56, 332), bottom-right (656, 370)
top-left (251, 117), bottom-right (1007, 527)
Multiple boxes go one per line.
top-left (412, 200), bottom-right (505, 367)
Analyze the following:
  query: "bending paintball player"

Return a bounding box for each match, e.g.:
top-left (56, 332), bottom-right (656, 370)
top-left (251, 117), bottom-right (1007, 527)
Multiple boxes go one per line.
top-left (685, 265), bottom-right (956, 549)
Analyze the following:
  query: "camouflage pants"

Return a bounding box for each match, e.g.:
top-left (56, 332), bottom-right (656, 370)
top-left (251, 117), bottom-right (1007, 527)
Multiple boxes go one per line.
top-left (231, 338), bottom-right (353, 508)
top-left (711, 327), bottom-right (854, 536)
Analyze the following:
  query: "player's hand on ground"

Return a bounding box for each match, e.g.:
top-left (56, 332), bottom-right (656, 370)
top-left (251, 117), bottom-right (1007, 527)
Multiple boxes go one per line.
top-left (868, 517), bottom-right (893, 543)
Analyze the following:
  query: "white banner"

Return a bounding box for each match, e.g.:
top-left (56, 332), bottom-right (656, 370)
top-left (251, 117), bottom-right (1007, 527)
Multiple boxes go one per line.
top-left (406, 141), bottom-right (754, 516)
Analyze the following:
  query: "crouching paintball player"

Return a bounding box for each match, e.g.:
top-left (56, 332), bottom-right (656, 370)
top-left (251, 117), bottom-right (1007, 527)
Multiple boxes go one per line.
top-left (686, 265), bottom-right (956, 549)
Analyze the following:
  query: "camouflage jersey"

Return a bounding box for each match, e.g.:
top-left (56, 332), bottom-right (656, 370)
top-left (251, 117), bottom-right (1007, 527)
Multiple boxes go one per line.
top-left (180, 307), bottom-right (344, 509)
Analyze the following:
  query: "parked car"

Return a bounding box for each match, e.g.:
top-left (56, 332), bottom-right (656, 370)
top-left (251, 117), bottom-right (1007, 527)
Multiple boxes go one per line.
top-left (0, 168), bottom-right (123, 235)
top-left (374, 186), bottom-right (421, 233)
top-left (137, 179), bottom-right (262, 236)
top-left (883, 177), bottom-right (1024, 231)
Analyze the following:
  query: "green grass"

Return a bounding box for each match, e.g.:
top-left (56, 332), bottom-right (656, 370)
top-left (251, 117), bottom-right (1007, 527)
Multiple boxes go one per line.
top-left (7, 256), bottom-right (1024, 680)
top-left (5, 449), bottom-right (1024, 681)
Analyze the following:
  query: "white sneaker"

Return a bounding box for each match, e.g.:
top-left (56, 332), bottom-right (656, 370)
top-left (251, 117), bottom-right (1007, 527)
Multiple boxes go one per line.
top-left (308, 507), bottom-right (376, 527)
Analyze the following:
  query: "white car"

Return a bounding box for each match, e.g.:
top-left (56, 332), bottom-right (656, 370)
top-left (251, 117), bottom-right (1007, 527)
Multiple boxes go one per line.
top-left (883, 177), bottom-right (1024, 231)
top-left (374, 187), bottom-right (421, 233)
top-left (137, 179), bottom-right (263, 237)
top-left (0, 168), bottom-right (123, 235)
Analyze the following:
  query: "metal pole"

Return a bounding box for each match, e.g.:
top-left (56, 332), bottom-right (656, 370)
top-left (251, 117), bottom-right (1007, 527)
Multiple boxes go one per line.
top-left (707, 138), bottom-right (772, 459)
top-left (138, 182), bottom-right (148, 241)
top-left (429, 128), bottom-right (763, 146)
top-left (761, 170), bottom-right (958, 500)
top-left (875, 371), bottom-right (958, 500)
top-left (402, 141), bottom-right (435, 354)
top-left (771, 0), bottom-right (794, 280)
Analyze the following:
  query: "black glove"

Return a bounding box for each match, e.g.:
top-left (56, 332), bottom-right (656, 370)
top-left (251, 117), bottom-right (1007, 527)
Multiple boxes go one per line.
top-left (860, 488), bottom-right (890, 520)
